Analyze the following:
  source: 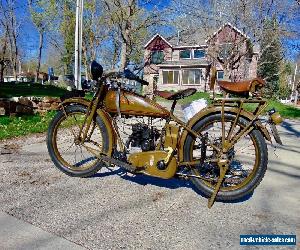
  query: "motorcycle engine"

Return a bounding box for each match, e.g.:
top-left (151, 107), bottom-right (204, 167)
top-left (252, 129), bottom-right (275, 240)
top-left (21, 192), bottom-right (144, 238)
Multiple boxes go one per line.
top-left (126, 123), bottom-right (160, 151)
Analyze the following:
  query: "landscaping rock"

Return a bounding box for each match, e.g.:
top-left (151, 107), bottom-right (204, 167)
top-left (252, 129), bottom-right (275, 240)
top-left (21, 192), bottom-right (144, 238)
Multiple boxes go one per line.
top-left (0, 101), bottom-right (17, 115)
top-left (0, 107), bottom-right (5, 116)
top-left (42, 102), bottom-right (51, 109)
top-left (16, 104), bottom-right (33, 115)
top-left (42, 97), bottom-right (52, 103)
top-left (50, 102), bottom-right (59, 110)
top-left (18, 97), bottom-right (33, 107)
top-left (43, 97), bottom-right (60, 103)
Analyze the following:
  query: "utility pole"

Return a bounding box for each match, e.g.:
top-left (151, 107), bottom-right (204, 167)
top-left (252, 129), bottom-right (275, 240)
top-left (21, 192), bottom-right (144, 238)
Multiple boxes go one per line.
top-left (291, 63), bottom-right (298, 104)
top-left (74, 0), bottom-right (84, 90)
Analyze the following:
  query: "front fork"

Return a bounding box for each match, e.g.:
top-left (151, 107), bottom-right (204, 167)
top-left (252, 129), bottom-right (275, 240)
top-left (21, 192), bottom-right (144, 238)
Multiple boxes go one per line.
top-left (267, 108), bottom-right (283, 145)
top-left (60, 86), bottom-right (104, 144)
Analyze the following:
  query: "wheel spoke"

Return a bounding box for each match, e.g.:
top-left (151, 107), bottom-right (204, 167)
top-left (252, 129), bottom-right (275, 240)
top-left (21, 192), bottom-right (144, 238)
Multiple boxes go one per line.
top-left (187, 113), bottom-right (264, 195)
top-left (48, 106), bottom-right (106, 175)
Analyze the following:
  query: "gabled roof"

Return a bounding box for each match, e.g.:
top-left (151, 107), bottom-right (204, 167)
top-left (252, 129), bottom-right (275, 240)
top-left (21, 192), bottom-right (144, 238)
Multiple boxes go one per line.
top-left (144, 33), bottom-right (173, 49)
top-left (145, 23), bottom-right (251, 50)
top-left (168, 30), bottom-right (207, 47)
top-left (206, 22), bottom-right (250, 43)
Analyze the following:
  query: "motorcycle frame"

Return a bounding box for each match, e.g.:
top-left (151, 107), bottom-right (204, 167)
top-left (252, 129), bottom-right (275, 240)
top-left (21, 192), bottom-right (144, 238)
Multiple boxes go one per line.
top-left (60, 83), bottom-right (271, 165)
top-left (59, 82), bottom-right (275, 208)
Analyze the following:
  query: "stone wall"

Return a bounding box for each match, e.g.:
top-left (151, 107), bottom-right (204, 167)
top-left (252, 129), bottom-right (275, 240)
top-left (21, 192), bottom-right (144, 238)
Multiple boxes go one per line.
top-left (0, 97), bottom-right (61, 116)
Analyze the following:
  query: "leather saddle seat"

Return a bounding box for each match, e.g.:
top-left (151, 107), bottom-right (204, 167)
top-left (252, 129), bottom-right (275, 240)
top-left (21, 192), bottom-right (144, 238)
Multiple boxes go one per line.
top-left (217, 78), bottom-right (265, 96)
top-left (155, 88), bottom-right (197, 100)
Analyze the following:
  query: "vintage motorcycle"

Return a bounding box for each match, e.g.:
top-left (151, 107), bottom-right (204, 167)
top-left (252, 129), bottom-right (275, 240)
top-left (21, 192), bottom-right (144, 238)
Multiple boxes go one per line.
top-left (47, 61), bottom-right (283, 208)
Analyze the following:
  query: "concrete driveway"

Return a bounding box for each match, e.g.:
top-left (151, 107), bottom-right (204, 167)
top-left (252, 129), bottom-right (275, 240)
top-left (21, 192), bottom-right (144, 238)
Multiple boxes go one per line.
top-left (0, 112), bottom-right (299, 249)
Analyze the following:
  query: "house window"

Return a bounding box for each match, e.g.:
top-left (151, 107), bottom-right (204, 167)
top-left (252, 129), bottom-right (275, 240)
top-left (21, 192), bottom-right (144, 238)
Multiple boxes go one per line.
top-left (193, 49), bottom-right (205, 58)
top-left (180, 49), bottom-right (191, 59)
top-left (182, 69), bottom-right (202, 85)
top-left (162, 70), bottom-right (179, 84)
top-left (217, 71), bottom-right (224, 80)
top-left (151, 50), bottom-right (164, 64)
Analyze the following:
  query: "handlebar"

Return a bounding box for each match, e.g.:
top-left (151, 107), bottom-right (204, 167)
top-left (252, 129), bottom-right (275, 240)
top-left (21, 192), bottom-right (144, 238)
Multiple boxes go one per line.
top-left (102, 69), bottom-right (149, 86)
top-left (123, 69), bottom-right (149, 86)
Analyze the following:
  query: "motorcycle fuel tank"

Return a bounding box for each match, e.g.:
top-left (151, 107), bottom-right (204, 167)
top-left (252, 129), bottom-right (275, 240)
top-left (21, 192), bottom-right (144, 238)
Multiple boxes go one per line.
top-left (104, 89), bottom-right (170, 118)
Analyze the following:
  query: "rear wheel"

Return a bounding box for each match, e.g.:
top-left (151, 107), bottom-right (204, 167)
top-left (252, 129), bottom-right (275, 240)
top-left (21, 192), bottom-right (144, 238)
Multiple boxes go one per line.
top-left (183, 113), bottom-right (268, 201)
top-left (47, 105), bottom-right (110, 177)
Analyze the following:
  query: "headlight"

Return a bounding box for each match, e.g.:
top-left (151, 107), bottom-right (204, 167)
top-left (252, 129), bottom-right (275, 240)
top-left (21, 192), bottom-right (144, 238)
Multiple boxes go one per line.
top-left (268, 108), bottom-right (283, 125)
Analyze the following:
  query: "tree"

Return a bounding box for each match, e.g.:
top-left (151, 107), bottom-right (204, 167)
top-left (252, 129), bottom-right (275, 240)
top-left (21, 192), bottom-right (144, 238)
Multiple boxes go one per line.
top-left (0, 34), bottom-right (10, 82)
top-left (58, 0), bottom-right (76, 75)
top-left (257, 18), bottom-right (283, 98)
top-left (0, 0), bottom-right (20, 81)
top-left (102, 0), bottom-right (161, 70)
top-left (81, 0), bottom-right (109, 79)
top-left (278, 62), bottom-right (293, 99)
top-left (28, 0), bottom-right (57, 82)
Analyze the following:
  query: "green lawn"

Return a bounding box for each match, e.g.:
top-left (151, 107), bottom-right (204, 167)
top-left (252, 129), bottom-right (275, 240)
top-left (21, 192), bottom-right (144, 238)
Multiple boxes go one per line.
top-left (242, 100), bottom-right (300, 119)
top-left (168, 91), bottom-right (300, 119)
top-left (0, 91), bottom-right (299, 141)
top-left (0, 111), bottom-right (56, 140)
top-left (0, 82), bottom-right (67, 98)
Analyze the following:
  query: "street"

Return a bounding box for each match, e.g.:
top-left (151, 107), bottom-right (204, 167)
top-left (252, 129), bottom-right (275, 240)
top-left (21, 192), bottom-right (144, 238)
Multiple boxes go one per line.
top-left (0, 110), bottom-right (299, 249)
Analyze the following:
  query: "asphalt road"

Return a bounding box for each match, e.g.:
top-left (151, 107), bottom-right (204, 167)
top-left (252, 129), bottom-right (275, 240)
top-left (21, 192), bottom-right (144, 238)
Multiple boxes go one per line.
top-left (0, 110), bottom-right (299, 249)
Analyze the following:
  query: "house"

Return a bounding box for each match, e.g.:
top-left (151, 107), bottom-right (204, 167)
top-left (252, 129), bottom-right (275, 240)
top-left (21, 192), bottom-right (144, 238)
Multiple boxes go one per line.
top-left (3, 73), bottom-right (33, 83)
top-left (143, 23), bottom-right (259, 93)
top-left (3, 71), bottom-right (48, 83)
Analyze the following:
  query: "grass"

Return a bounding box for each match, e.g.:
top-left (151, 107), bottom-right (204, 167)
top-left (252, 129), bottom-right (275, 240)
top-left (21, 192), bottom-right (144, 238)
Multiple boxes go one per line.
top-left (0, 82), bottom-right (67, 98)
top-left (1, 91), bottom-right (299, 141)
top-left (243, 100), bottom-right (300, 119)
top-left (160, 91), bottom-right (300, 119)
top-left (0, 82), bottom-right (92, 140)
top-left (0, 111), bottom-right (56, 140)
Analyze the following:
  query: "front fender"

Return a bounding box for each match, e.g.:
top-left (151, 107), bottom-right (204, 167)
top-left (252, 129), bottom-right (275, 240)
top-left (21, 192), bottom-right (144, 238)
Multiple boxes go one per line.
top-left (60, 97), bottom-right (116, 157)
top-left (178, 105), bottom-right (271, 162)
top-left (60, 97), bottom-right (91, 108)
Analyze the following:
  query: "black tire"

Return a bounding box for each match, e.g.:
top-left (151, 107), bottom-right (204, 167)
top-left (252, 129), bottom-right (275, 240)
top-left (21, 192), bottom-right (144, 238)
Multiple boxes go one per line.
top-left (47, 105), bottom-right (110, 177)
top-left (183, 113), bottom-right (268, 202)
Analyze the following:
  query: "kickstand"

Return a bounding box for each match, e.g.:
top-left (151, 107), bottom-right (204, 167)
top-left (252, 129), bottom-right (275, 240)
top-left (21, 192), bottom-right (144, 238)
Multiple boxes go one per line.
top-left (208, 162), bottom-right (229, 208)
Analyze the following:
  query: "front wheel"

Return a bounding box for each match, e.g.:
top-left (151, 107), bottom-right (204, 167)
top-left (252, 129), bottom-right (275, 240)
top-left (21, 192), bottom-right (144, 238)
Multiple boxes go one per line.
top-left (183, 113), bottom-right (268, 202)
top-left (47, 105), bottom-right (110, 177)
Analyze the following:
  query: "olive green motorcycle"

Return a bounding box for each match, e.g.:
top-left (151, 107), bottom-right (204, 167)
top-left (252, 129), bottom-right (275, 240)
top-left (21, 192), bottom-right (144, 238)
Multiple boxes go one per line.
top-left (47, 61), bottom-right (283, 208)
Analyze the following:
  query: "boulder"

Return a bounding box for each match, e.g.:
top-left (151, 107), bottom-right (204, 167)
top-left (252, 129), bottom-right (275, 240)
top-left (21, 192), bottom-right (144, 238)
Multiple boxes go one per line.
top-left (18, 97), bottom-right (33, 107)
top-left (16, 104), bottom-right (33, 115)
top-left (50, 102), bottom-right (59, 110)
top-left (0, 107), bottom-right (5, 116)
top-left (43, 96), bottom-right (61, 103)
top-left (43, 97), bottom-right (53, 103)
top-left (42, 102), bottom-right (51, 108)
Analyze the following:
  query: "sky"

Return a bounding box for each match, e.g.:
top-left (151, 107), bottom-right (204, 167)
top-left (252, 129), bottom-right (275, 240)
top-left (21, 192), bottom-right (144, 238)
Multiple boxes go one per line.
top-left (15, 0), bottom-right (41, 60)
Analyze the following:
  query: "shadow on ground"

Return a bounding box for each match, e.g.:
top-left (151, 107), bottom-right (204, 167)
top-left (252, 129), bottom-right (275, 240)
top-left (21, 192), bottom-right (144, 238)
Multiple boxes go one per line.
top-left (281, 121), bottom-right (300, 137)
top-left (92, 167), bottom-right (253, 204)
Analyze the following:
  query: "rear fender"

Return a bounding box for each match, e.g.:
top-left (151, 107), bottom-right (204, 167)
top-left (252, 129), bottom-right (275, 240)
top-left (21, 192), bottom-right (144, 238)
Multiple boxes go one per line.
top-left (60, 97), bottom-right (116, 157)
top-left (178, 105), bottom-right (271, 162)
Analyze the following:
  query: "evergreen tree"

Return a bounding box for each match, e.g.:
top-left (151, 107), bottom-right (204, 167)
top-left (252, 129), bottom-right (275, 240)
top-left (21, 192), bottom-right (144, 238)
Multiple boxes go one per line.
top-left (257, 17), bottom-right (283, 98)
top-left (60, 1), bottom-right (76, 75)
